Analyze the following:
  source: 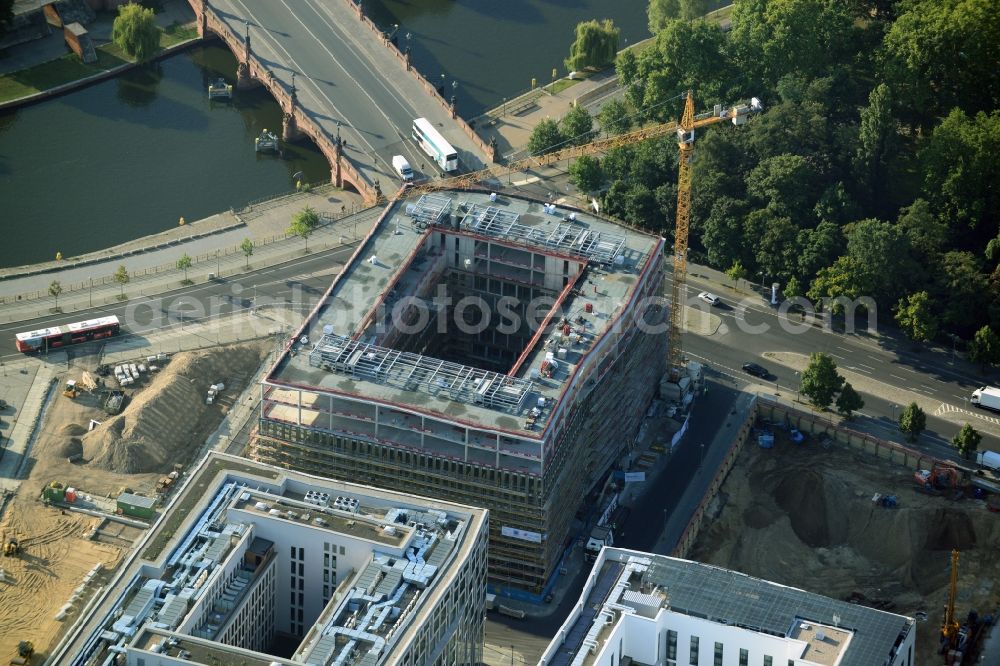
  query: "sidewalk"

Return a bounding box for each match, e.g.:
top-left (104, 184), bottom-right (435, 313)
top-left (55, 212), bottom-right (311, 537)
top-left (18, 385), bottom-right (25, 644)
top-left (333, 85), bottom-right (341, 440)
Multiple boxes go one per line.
top-left (0, 188), bottom-right (380, 324)
top-left (0, 0), bottom-right (194, 77)
top-left (475, 68), bottom-right (621, 160)
top-left (0, 357), bottom-right (61, 493)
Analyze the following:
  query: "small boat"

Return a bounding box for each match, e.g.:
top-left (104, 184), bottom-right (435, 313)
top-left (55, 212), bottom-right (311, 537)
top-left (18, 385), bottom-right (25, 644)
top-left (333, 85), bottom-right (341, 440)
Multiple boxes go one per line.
top-left (255, 128), bottom-right (279, 153)
top-left (208, 78), bottom-right (233, 100)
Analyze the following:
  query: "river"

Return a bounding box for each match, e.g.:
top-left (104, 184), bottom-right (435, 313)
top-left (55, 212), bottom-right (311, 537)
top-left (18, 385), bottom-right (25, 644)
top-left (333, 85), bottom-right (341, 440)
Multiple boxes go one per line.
top-left (0, 2), bottom-right (649, 269)
top-left (0, 44), bottom-right (330, 269)
top-left (365, 0), bottom-right (648, 115)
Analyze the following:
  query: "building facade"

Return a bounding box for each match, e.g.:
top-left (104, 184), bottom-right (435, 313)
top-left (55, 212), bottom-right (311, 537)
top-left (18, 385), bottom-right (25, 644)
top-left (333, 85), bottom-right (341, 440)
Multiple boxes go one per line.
top-left (250, 191), bottom-right (667, 595)
top-left (541, 548), bottom-right (917, 666)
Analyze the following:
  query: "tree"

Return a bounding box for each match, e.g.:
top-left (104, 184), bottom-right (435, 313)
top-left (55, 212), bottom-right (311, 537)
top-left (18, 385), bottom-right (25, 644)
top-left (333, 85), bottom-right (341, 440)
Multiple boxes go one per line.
top-left (111, 3), bottom-right (159, 62)
top-left (935, 251), bottom-right (988, 334)
top-left (843, 218), bottom-right (917, 306)
top-left (920, 109), bottom-right (1000, 239)
top-left (855, 83), bottom-right (897, 210)
top-left (289, 206), bottom-right (320, 251)
top-left (784, 275), bottom-right (802, 298)
top-left (560, 105), bottom-right (594, 145)
top-left (895, 291), bottom-right (939, 342)
top-left (726, 260), bottom-right (747, 287)
top-left (565, 19), bottom-right (619, 72)
top-left (898, 402), bottom-right (926, 442)
top-left (0, 0), bottom-right (13, 39)
top-left (568, 156), bottom-right (604, 193)
top-left (952, 423), bottom-right (981, 460)
top-left (597, 98), bottom-right (633, 136)
top-left (745, 154), bottom-right (819, 218)
top-left (680, 0), bottom-right (711, 21)
top-left (48, 280), bottom-right (63, 311)
top-left (884, 0), bottom-right (1000, 126)
top-left (241, 238), bottom-right (254, 269)
top-left (527, 118), bottom-right (564, 156)
top-left (648, 0), bottom-right (680, 34)
top-left (176, 253), bottom-right (192, 282)
top-left (796, 221), bottom-right (844, 283)
top-left (897, 199), bottom-right (947, 262)
top-left (800, 352), bottom-right (845, 409)
top-left (113, 265), bottom-right (130, 299)
top-left (836, 382), bottom-right (864, 418)
top-left (968, 325), bottom-right (1000, 370)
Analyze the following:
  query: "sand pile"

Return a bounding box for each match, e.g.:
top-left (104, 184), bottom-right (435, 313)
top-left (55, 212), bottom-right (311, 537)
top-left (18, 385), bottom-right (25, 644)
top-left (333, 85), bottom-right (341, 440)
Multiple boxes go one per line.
top-left (690, 433), bottom-right (1000, 662)
top-left (82, 342), bottom-right (268, 474)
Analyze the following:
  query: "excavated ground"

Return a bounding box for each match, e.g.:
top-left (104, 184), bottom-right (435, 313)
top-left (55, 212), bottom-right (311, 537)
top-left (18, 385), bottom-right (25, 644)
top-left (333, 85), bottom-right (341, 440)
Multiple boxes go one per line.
top-left (0, 341), bottom-right (270, 662)
top-left (688, 427), bottom-right (1000, 665)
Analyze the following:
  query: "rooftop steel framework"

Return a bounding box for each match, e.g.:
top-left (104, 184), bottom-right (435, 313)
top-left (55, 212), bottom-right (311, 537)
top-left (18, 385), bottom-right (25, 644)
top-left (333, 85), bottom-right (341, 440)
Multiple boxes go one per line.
top-left (406, 193), bottom-right (454, 228)
top-left (308, 334), bottom-right (533, 413)
top-left (460, 204), bottom-right (627, 265)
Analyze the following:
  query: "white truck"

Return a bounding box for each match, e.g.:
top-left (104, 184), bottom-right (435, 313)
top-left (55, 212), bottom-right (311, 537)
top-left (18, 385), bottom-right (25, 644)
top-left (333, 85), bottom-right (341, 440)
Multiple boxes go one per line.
top-left (392, 155), bottom-right (414, 182)
top-left (976, 450), bottom-right (1000, 472)
top-left (971, 386), bottom-right (1000, 413)
top-left (584, 525), bottom-right (613, 560)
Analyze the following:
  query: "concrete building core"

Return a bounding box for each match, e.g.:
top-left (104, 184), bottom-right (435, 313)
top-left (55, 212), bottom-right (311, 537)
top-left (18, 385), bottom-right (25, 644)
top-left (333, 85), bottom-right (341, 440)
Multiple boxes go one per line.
top-left (252, 190), bottom-right (667, 594)
top-left (61, 453), bottom-right (488, 666)
top-left (541, 548), bottom-right (916, 666)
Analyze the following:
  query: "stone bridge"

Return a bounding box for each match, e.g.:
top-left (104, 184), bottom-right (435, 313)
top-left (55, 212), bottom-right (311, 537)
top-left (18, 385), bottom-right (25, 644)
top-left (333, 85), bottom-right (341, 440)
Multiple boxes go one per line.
top-left (186, 0), bottom-right (494, 204)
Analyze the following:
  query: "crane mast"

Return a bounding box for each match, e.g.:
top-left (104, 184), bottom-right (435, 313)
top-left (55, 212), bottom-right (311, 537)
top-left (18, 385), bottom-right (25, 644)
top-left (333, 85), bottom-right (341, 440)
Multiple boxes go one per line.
top-left (668, 93), bottom-right (697, 371)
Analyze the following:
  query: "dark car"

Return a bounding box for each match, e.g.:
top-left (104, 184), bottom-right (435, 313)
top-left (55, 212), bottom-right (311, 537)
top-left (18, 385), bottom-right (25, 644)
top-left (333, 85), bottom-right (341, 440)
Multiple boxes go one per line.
top-left (742, 362), bottom-right (770, 379)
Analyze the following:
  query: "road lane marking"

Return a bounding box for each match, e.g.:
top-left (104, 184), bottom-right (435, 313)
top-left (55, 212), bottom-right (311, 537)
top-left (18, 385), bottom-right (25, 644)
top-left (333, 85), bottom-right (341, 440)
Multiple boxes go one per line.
top-left (858, 363), bottom-right (875, 371)
top-left (890, 373), bottom-right (908, 381)
top-left (933, 403), bottom-right (1000, 427)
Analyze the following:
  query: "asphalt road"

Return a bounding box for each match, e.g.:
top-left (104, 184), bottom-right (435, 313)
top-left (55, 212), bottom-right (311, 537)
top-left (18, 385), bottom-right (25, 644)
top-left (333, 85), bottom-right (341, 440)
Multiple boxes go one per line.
top-left (208, 0), bottom-right (487, 186)
top-left (682, 273), bottom-right (1000, 456)
top-left (0, 242), bottom-right (359, 364)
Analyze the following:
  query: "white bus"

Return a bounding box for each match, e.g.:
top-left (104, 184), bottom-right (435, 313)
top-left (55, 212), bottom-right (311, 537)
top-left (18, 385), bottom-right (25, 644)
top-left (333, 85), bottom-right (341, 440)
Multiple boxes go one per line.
top-left (412, 118), bottom-right (458, 172)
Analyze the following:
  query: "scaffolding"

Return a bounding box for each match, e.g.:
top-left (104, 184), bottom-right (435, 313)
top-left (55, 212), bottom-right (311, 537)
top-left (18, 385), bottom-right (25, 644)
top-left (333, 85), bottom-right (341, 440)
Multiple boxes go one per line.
top-left (308, 334), bottom-right (533, 413)
top-left (459, 204), bottom-right (626, 265)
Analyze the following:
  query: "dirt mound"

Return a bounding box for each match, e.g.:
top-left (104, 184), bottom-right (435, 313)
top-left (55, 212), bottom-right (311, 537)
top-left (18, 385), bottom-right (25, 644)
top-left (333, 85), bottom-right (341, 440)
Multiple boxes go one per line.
top-left (58, 437), bottom-right (84, 458)
top-left (82, 342), bottom-right (268, 474)
top-left (61, 423), bottom-right (87, 437)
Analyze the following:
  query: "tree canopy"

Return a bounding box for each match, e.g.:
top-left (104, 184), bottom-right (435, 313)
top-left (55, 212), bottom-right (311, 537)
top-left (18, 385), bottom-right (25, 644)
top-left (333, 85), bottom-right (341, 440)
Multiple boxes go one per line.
top-left (572, 0), bottom-right (1000, 346)
top-left (800, 352), bottom-right (844, 408)
top-left (565, 19), bottom-right (620, 72)
top-left (112, 3), bottom-right (159, 62)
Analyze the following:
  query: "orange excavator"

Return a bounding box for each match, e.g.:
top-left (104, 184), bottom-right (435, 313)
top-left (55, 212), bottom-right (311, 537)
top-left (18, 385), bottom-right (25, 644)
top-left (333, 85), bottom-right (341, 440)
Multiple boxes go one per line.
top-left (914, 463), bottom-right (961, 493)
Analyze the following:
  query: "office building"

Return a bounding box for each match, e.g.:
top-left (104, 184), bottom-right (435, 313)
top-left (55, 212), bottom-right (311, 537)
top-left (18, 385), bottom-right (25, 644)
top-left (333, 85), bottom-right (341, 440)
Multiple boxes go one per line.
top-left (541, 548), bottom-right (916, 666)
top-left (250, 190), bottom-right (667, 594)
top-left (60, 452), bottom-right (488, 666)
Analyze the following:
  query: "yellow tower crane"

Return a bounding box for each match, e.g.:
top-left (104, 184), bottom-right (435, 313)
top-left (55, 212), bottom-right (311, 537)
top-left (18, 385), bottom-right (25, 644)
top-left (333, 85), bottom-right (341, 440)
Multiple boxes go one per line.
top-left (667, 91), bottom-right (761, 371)
top-left (398, 92), bottom-right (761, 372)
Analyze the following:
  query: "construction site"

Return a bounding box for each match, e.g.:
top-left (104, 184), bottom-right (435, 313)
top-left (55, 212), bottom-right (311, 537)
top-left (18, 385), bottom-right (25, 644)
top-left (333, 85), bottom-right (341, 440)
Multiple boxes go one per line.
top-left (687, 420), bottom-right (1000, 666)
top-left (0, 341), bottom-right (270, 663)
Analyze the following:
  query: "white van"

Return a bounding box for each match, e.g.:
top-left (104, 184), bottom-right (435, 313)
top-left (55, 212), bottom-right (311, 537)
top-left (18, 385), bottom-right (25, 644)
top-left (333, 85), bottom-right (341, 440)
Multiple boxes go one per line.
top-left (392, 155), bottom-right (414, 182)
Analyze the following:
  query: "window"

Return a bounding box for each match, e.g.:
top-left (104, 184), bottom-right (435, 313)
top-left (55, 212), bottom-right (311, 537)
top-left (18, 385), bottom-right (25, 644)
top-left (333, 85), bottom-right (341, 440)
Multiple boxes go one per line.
top-left (667, 630), bottom-right (677, 660)
top-left (714, 642), bottom-right (723, 666)
top-left (739, 648), bottom-right (748, 666)
top-left (763, 658), bottom-right (772, 666)
top-left (690, 636), bottom-right (699, 665)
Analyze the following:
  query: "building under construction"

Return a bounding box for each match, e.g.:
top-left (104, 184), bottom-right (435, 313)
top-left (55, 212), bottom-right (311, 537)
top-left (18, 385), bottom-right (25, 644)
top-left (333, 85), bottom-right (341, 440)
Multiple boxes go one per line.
top-left (250, 190), bottom-right (667, 594)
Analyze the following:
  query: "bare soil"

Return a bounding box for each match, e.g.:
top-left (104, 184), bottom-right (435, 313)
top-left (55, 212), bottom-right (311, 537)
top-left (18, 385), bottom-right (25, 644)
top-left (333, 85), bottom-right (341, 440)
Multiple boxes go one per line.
top-left (688, 429), bottom-right (1000, 664)
top-left (0, 341), bottom-right (269, 661)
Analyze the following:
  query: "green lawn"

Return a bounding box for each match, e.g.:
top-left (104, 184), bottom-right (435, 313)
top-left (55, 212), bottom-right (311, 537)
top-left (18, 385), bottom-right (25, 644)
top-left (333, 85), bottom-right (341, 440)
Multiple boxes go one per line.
top-left (0, 22), bottom-right (198, 104)
top-left (547, 77), bottom-right (582, 95)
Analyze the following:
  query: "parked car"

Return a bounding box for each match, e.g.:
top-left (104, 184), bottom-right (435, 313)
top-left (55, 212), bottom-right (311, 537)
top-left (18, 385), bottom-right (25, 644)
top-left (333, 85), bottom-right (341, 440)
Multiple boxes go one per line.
top-left (742, 362), bottom-right (770, 379)
top-left (697, 291), bottom-right (721, 306)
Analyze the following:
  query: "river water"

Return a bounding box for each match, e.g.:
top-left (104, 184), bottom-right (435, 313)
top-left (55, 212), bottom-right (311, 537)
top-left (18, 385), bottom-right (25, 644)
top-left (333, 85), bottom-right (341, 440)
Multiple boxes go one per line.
top-left (0, 2), bottom-right (648, 268)
top-left (0, 44), bottom-right (330, 268)
top-left (365, 0), bottom-right (648, 115)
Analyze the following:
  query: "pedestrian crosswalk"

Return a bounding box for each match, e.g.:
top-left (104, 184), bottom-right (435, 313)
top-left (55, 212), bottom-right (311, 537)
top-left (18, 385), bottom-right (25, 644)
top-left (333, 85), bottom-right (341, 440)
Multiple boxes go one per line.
top-left (933, 402), bottom-right (1000, 428)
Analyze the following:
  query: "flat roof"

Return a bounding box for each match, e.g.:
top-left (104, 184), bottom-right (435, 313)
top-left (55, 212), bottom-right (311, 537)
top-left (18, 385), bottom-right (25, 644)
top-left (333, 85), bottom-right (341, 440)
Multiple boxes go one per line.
top-left (551, 550), bottom-right (913, 666)
top-left (267, 190), bottom-right (662, 436)
top-left (63, 452), bottom-right (487, 666)
top-left (118, 492), bottom-right (157, 508)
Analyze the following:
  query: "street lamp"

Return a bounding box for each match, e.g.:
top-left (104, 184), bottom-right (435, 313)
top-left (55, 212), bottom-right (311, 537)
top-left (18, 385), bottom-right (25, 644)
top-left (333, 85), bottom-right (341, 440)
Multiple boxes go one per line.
top-left (794, 371), bottom-right (800, 402)
top-left (891, 403), bottom-right (898, 421)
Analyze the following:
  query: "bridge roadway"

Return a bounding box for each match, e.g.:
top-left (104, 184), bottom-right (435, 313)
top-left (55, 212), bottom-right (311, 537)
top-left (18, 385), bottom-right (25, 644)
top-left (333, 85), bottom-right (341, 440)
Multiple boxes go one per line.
top-left (200, 0), bottom-right (489, 193)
